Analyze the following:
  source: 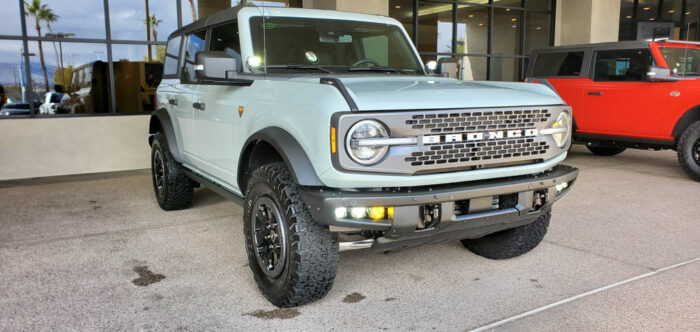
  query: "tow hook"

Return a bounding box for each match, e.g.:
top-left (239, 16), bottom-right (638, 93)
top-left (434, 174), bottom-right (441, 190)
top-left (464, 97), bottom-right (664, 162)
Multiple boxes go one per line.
top-left (418, 204), bottom-right (441, 229)
top-left (533, 190), bottom-right (548, 210)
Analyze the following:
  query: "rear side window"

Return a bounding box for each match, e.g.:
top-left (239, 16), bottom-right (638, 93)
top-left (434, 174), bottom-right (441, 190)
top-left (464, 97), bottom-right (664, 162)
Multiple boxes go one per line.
top-left (594, 49), bottom-right (654, 82)
top-left (181, 31), bottom-right (207, 83)
top-left (163, 37), bottom-right (182, 77)
top-left (210, 23), bottom-right (242, 71)
top-left (532, 52), bottom-right (584, 76)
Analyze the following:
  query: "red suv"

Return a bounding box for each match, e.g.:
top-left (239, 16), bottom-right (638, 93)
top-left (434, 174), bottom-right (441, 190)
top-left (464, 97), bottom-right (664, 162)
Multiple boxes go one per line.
top-left (526, 40), bottom-right (700, 181)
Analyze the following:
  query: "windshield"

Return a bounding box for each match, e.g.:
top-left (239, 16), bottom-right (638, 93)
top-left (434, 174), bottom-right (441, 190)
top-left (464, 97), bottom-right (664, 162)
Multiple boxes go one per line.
top-left (250, 17), bottom-right (423, 74)
top-left (660, 46), bottom-right (700, 76)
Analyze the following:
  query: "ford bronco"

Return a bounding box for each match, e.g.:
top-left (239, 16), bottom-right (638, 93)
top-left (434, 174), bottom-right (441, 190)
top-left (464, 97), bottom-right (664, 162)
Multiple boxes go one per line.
top-left (527, 40), bottom-right (700, 181)
top-left (150, 5), bottom-right (578, 307)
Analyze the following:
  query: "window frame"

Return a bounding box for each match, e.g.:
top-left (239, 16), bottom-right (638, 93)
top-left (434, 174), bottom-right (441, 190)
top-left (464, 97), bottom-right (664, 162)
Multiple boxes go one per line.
top-left (163, 36), bottom-right (184, 79)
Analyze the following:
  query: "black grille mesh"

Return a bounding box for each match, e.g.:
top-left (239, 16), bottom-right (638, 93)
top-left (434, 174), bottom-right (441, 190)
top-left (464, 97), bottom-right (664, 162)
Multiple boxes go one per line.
top-left (402, 109), bottom-right (552, 167)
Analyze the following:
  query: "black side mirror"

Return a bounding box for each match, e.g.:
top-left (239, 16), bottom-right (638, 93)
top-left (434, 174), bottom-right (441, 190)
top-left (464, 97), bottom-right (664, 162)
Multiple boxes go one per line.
top-left (195, 51), bottom-right (238, 81)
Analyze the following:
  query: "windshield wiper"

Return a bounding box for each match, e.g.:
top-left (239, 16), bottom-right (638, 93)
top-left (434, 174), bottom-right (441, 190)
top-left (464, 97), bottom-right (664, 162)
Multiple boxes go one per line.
top-left (347, 66), bottom-right (416, 74)
top-left (268, 64), bottom-right (333, 73)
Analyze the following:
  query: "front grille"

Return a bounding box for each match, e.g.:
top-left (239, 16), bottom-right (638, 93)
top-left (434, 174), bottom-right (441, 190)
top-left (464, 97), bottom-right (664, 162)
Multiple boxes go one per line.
top-left (334, 105), bottom-right (568, 175)
top-left (402, 109), bottom-right (551, 168)
top-left (405, 109), bottom-right (550, 133)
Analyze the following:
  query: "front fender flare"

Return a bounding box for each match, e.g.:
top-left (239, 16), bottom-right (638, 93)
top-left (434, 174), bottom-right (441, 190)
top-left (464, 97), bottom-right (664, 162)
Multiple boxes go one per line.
top-left (240, 127), bottom-right (324, 188)
top-left (149, 108), bottom-right (183, 163)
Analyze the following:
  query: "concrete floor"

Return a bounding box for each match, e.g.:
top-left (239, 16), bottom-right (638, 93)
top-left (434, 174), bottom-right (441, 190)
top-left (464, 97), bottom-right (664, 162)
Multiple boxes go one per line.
top-left (0, 146), bottom-right (698, 331)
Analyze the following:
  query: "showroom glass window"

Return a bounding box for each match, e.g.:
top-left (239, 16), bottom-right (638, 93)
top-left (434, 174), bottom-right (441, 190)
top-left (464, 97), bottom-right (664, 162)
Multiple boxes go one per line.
top-left (0, 0), bottom-right (301, 117)
top-left (619, 0), bottom-right (700, 41)
top-left (389, 0), bottom-right (554, 81)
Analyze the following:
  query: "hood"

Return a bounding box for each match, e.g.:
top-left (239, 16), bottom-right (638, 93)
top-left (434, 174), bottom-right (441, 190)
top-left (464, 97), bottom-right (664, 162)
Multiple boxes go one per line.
top-left (328, 76), bottom-right (564, 111)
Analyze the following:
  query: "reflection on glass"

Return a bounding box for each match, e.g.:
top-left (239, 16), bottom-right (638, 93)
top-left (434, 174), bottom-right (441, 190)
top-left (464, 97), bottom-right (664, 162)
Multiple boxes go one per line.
top-left (28, 41), bottom-right (110, 114)
top-left (389, 0), bottom-right (415, 39)
top-left (456, 5), bottom-right (488, 55)
top-left (0, 40), bottom-right (32, 115)
top-left (109, 0), bottom-right (178, 42)
top-left (111, 44), bottom-right (164, 112)
top-left (637, 0), bottom-right (660, 22)
top-left (526, 0), bottom-right (551, 10)
top-left (24, 0), bottom-right (105, 39)
top-left (492, 8), bottom-right (522, 55)
top-left (181, 0), bottom-right (299, 25)
top-left (417, 1), bottom-right (454, 53)
top-left (490, 56), bottom-right (521, 81)
top-left (0, 0), bottom-right (22, 35)
top-left (494, 0), bottom-right (523, 7)
top-left (525, 12), bottom-right (550, 54)
top-left (661, 0), bottom-right (683, 23)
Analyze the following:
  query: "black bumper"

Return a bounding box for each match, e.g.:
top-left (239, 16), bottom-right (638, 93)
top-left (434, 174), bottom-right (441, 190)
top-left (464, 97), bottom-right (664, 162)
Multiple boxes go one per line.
top-left (301, 165), bottom-right (578, 251)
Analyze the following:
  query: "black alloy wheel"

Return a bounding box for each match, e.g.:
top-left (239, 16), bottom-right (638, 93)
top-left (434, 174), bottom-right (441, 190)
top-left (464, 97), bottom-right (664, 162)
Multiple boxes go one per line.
top-left (153, 148), bottom-right (166, 197)
top-left (250, 196), bottom-right (288, 279)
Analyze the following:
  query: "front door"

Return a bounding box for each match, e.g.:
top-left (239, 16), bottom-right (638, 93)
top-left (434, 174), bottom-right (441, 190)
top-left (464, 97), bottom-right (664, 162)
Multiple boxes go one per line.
top-left (192, 22), bottom-right (245, 188)
top-left (174, 30), bottom-right (207, 159)
top-left (581, 48), bottom-right (669, 137)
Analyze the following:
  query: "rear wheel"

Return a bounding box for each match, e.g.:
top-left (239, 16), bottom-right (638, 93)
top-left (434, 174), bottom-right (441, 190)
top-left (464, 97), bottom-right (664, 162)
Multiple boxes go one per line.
top-left (586, 145), bottom-right (626, 156)
top-left (243, 162), bottom-right (338, 307)
top-left (677, 121), bottom-right (700, 182)
top-left (461, 211), bottom-right (551, 259)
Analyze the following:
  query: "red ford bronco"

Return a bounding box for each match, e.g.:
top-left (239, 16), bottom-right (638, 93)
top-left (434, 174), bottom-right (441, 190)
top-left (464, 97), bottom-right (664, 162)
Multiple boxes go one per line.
top-left (527, 40), bottom-right (700, 181)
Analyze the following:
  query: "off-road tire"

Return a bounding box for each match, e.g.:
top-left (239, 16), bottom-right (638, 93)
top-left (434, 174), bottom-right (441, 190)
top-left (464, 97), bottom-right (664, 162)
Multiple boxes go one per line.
top-left (243, 162), bottom-right (338, 307)
top-left (150, 132), bottom-right (194, 210)
top-left (461, 210), bottom-right (551, 259)
top-left (677, 121), bottom-right (700, 182)
top-left (586, 145), bottom-right (626, 156)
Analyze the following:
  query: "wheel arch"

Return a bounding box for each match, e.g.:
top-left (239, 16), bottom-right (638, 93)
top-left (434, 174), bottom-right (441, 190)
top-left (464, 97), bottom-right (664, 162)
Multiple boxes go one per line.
top-left (672, 105), bottom-right (700, 142)
top-left (149, 108), bottom-right (183, 163)
top-left (238, 127), bottom-right (324, 192)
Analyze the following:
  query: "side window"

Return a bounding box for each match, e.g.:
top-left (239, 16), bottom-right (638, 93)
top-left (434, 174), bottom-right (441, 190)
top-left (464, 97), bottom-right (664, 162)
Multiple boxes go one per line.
top-left (361, 35), bottom-right (389, 66)
top-left (164, 36), bottom-right (182, 77)
top-left (181, 31), bottom-right (207, 83)
top-left (210, 22), bottom-right (242, 71)
top-left (594, 49), bottom-right (653, 82)
top-left (532, 52), bottom-right (584, 77)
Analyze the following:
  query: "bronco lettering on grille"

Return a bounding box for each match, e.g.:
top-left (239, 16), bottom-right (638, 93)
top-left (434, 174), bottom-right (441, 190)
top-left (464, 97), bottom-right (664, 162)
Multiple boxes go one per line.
top-left (422, 129), bottom-right (538, 145)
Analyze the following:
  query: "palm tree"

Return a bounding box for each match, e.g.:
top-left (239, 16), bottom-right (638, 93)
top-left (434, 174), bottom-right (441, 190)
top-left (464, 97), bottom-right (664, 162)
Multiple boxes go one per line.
top-left (187, 0), bottom-right (197, 22)
top-left (144, 14), bottom-right (162, 42)
top-left (25, 0), bottom-right (55, 93)
top-left (43, 11), bottom-right (62, 87)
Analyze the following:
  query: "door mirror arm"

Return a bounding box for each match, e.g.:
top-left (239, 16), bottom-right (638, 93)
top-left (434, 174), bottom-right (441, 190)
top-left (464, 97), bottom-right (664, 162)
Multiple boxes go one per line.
top-left (646, 66), bottom-right (679, 82)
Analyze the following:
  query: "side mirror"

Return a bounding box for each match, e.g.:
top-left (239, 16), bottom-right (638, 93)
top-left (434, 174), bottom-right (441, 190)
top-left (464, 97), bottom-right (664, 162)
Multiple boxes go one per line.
top-left (647, 66), bottom-right (678, 82)
top-left (425, 60), bottom-right (437, 75)
top-left (195, 51), bottom-right (237, 81)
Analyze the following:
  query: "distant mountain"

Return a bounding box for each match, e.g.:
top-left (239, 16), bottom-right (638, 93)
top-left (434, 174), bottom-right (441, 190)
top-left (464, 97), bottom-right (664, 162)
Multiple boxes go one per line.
top-left (0, 62), bottom-right (58, 87)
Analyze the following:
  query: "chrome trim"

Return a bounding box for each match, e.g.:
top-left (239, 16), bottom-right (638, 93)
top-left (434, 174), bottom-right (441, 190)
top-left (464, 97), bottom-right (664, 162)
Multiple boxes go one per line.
top-left (539, 127), bottom-right (568, 135)
top-left (356, 137), bottom-right (418, 146)
top-left (339, 239), bottom-right (374, 251)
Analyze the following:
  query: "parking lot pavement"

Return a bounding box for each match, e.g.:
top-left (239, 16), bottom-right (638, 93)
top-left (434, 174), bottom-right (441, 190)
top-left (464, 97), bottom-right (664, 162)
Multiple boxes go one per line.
top-left (0, 146), bottom-right (698, 331)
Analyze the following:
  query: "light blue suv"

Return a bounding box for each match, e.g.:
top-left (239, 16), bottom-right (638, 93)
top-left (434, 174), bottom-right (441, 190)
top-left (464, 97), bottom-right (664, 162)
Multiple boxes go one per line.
top-left (150, 5), bottom-right (578, 307)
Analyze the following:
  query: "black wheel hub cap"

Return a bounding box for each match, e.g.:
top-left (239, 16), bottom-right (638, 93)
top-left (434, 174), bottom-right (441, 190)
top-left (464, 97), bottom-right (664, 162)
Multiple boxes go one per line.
top-left (251, 196), bottom-right (287, 279)
top-left (693, 138), bottom-right (700, 166)
top-left (153, 149), bottom-right (165, 196)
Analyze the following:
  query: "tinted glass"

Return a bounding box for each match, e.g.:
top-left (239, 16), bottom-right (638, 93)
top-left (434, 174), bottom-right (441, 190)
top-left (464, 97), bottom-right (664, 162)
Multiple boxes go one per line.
top-left (456, 5), bottom-right (488, 55)
top-left (0, 40), bottom-right (26, 113)
top-left (417, 1), bottom-right (454, 54)
top-left (182, 31), bottom-right (206, 83)
top-left (490, 57), bottom-right (521, 81)
top-left (24, 0), bottom-right (106, 39)
top-left (249, 17), bottom-right (422, 72)
top-left (0, 0), bottom-right (21, 35)
top-left (164, 37), bottom-right (182, 76)
top-left (389, 0), bottom-right (414, 39)
top-left (525, 12), bottom-right (550, 54)
top-left (210, 23), bottom-right (241, 70)
top-left (532, 52), bottom-right (584, 76)
top-left (660, 46), bottom-right (700, 76)
top-left (109, 0), bottom-right (178, 42)
top-left (492, 8), bottom-right (522, 55)
top-left (594, 49), bottom-right (653, 81)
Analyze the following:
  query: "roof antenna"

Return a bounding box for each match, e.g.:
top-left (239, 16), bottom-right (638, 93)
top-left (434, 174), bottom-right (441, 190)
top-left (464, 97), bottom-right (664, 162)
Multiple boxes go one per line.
top-left (683, 23), bottom-right (690, 76)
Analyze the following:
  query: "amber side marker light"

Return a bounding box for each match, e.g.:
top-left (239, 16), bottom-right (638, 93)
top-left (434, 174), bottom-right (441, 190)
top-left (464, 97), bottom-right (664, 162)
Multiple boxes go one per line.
top-left (331, 126), bottom-right (337, 154)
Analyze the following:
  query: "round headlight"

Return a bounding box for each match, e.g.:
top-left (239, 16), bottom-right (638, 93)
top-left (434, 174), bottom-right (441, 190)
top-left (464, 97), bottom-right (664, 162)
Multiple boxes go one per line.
top-left (346, 120), bottom-right (389, 165)
top-left (551, 111), bottom-right (571, 148)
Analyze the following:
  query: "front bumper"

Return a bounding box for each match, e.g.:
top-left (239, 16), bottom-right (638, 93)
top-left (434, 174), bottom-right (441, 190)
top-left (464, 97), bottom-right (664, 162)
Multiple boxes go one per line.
top-left (301, 165), bottom-right (578, 251)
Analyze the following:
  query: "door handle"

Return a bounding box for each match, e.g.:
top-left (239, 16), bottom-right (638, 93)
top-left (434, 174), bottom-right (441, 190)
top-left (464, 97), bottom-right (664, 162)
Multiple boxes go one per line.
top-left (587, 91), bottom-right (604, 96)
top-left (193, 102), bottom-right (205, 110)
top-left (168, 98), bottom-right (178, 106)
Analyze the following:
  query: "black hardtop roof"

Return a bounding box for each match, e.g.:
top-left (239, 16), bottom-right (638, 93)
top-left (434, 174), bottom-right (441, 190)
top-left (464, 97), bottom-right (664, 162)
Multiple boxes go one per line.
top-left (169, 6), bottom-right (246, 39)
top-left (532, 40), bottom-right (651, 54)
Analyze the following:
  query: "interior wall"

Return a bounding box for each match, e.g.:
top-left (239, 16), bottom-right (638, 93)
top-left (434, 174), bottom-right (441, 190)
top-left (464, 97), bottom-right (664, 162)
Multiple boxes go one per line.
top-left (305, 0), bottom-right (389, 15)
top-left (0, 116), bottom-right (150, 180)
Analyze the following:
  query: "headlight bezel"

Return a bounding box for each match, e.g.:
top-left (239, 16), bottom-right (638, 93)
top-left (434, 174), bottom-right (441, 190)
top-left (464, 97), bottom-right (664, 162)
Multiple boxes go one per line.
top-left (551, 111), bottom-right (571, 148)
top-left (345, 119), bottom-right (390, 166)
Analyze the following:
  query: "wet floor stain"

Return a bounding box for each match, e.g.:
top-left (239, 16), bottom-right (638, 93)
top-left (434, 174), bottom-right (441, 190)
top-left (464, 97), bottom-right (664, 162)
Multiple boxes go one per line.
top-left (132, 266), bottom-right (166, 286)
top-left (529, 278), bottom-right (544, 288)
top-left (384, 297), bottom-right (396, 302)
top-left (473, 277), bottom-right (480, 281)
top-left (343, 292), bottom-right (366, 303)
top-left (245, 308), bottom-right (301, 320)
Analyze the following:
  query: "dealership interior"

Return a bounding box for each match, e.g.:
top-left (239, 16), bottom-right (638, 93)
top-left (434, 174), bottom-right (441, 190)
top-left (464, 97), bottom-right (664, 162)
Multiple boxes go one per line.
top-left (1, 0), bottom-right (699, 330)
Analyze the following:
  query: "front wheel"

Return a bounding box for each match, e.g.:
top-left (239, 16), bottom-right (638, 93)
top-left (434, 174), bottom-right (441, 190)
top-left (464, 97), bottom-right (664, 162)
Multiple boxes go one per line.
top-left (461, 211), bottom-right (551, 259)
top-left (586, 145), bottom-right (626, 156)
top-left (677, 121), bottom-right (700, 182)
top-left (243, 162), bottom-right (338, 307)
top-left (150, 132), bottom-right (194, 210)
